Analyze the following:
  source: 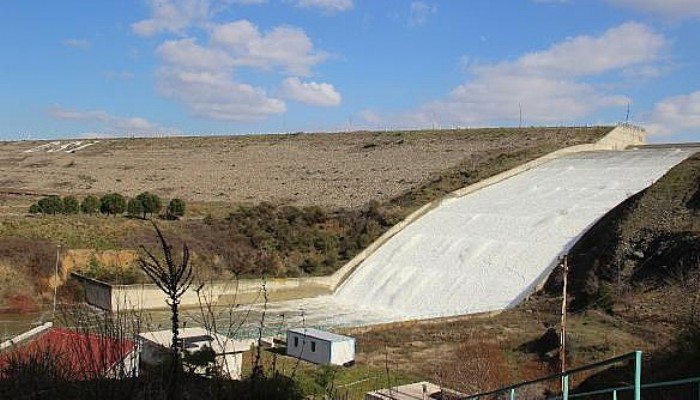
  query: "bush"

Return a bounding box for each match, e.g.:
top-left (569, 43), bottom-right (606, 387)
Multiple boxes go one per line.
top-left (80, 195), bottom-right (99, 214)
top-left (167, 198), bottom-right (186, 219)
top-left (99, 193), bottom-right (126, 216)
top-left (127, 198), bottom-right (144, 218)
top-left (61, 196), bottom-right (80, 215)
top-left (135, 192), bottom-right (162, 218)
top-left (36, 196), bottom-right (63, 215)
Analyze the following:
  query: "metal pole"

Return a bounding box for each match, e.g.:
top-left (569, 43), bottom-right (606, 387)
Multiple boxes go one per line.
top-left (613, 389), bottom-right (618, 400)
top-left (634, 350), bottom-right (642, 400)
top-left (510, 388), bottom-right (515, 400)
top-left (563, 375), bottom-right (569, 400)
top-left (561, 255), bottom-right (568, 373)
top-left (53, 244), bottom-right (61, 321)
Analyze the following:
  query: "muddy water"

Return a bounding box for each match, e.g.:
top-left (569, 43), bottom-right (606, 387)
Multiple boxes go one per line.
top-left (0, 310), bottom-right (49, 342)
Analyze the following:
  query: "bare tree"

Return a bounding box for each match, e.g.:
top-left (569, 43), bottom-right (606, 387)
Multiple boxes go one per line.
top-left (137, 222), bottom-right (193, 399)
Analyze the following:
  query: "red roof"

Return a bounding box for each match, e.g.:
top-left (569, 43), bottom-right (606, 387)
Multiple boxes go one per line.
top-left (0, 328), bottom-right (136, 381)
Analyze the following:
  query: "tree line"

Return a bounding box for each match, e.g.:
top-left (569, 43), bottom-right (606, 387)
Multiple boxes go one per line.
top-left (28, 192), bottom-right (186, 219)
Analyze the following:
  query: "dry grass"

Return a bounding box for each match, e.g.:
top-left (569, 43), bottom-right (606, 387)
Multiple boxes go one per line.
top-left (0, 127), bottom-right (609, 211)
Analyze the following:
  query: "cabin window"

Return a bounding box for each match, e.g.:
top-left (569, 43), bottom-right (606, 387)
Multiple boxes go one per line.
top-left (294, 336), bottom-right (299, 347)
top-left (311, 341), bottom-right (316, 352)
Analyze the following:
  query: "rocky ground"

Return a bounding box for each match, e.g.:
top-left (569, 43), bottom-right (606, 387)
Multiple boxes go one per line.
top-left (0, 128), bottom-right (605, 209)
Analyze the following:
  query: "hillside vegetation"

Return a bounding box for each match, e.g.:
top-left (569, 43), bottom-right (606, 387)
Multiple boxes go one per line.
top-left (0, 127), bottom-right (611, 304)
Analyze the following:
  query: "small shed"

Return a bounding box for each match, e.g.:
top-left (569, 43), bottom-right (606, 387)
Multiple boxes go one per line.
top-left (286, 327), bottom-right (355, 366)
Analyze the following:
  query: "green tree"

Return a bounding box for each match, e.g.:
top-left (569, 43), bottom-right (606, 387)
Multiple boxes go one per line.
top-left (127, 198), bottom-right (145, 218)
top-left (167, 198), bottom-right (186, 219)
top-left (80, 195), bottom-right (99, 214)
top-left (62, 195), bottom-right (80, 214)
top-left (37, 195), bottom-right (63, 215)
top-left (99, 193), bottom-right (126, 216)
top-left (28, 203), bottom-right (41, 214)
top-left (136, 192), bottom-right (162, 219)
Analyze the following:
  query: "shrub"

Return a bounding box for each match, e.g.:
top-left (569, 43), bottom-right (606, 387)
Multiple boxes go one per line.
top-left (99, 193), bottom-right (126, 216)
top-left (167, 198), bottom-right (186, 219)
top-left (80, 195), bottom-right (99, 214)
top-left (37, 196), bottom-right (63, 215)
top-left (61, 196), bottom-right (80, 215)
top-left (127, 198), bottom-right (145, 218)
top-left (135, 192), bottom-right (162, 218)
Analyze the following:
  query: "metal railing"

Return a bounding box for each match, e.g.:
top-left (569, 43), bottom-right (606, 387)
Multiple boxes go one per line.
top-left (562, 376), bottom-right (700, 400)
top-left (463, 351), bottom-right (642, 400)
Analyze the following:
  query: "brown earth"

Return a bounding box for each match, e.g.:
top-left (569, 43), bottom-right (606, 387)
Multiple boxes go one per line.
top-left (0, 128), bottom-right (605, 209)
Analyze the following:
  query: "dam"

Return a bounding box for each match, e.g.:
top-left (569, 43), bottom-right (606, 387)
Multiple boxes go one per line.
top-left (215, 146), bottom-right (695, 334)
top-left (78, 129), bottom-right (696, 335)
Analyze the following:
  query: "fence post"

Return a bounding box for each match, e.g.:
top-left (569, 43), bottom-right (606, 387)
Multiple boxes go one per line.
top-left (510, 388), bottom-right (516, 400)
top-left (613, 389), bottom-right (617, 400)
top-left (634, 351), bottom-right (642, 400)
top-left (563, 375), bottom-right (569, 400)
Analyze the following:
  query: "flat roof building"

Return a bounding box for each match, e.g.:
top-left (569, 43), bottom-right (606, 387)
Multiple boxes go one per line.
top-left (286, 327), bottom-right (355, 366)
top-left (137, 327), bottom-right (250, 379)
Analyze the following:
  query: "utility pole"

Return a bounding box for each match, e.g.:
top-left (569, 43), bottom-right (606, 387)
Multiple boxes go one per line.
top-left (560, 254), bottom-right (568, 373)
top-left (519, 103), bottom-right (523, 129)
top-left (53, 244), bottom-right (61, 321)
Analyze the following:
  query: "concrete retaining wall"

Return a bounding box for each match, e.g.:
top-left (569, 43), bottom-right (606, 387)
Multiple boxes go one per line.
top-left (0, 322), bottom-right (53, 351)
top-left (77, 125), bottom-right (645, 311)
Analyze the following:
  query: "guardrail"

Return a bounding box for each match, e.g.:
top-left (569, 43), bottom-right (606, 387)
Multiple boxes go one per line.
top-left (463, 351), bottom-right (642, 400)
top-left (558, 376), bottom-right (700, 400)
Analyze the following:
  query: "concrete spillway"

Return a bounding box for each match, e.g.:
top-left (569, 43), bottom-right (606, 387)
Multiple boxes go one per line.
top-left (107, 143), bottom-right (697, 335)
top-left (330, 148), bottom-right (694, 321)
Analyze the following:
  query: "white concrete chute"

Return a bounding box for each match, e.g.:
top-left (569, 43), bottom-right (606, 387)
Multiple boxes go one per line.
top-left (332, 148), bottom-right (694, 320)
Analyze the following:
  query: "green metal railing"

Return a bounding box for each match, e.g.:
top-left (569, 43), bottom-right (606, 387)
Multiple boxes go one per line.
top-left (463, 350), bottom-right (699, 400)
top-left (563, 376), bottom-right (700, 400)
top-left (463, 351), bottom-right (642, 400)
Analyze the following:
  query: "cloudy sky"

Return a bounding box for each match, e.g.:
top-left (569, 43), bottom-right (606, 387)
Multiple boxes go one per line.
top-left (1, 0), bottom-right (699, 142)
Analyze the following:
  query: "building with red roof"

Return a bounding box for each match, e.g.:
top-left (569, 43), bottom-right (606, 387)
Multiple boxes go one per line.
top-left (0, 324), bottom-right (138, 381)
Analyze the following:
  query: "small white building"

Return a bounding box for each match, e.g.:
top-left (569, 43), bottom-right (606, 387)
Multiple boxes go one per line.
top-left (286, 327), bottom-right (355, 366)
top-left (137, 327), bottom-right (250, 379)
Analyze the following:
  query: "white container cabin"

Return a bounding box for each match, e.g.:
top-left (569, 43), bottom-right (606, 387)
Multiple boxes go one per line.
top-left (286, 327), bottom-right (355, 366)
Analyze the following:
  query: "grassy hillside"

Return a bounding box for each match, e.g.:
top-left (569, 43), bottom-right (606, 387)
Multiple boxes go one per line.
top-left (0, 127), bottom-right (611, 306)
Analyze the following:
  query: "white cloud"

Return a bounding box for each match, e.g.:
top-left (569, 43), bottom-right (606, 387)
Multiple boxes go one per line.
top-left (405, 22), bottom-right (666, 127)
top-left (132, 0), bottom-right (211, 36)
top-left (643, 91), bottom-right (700, 136)
top-left (136, 1), bottom-right (334, 121)
top-left (156, 68), bottom-right (286, 120)
top-left (62, 39), bottom-right (91, 49)
top-left (408, 2), bottom-right (437, 27)
top-left (606, 0), bottom-right (700, 20)
top-left (48, 106), bottom-right (173, 136)
top-left (211, 20), bottom-right (327, 76)
top-left (157, 38), bottom-right (234, 70)
top-left (514, 22), bottom-right (666, 77)
top-left (294, 0), bottom-right (352, 13)
top-left (153, 20), bottom-right (332, 119)
top-left (280, 77), bottom-right (341, 107)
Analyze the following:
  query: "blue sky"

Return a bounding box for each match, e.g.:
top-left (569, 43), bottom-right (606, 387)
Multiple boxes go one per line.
top-left (1, 0), bottom-right (699, 142)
